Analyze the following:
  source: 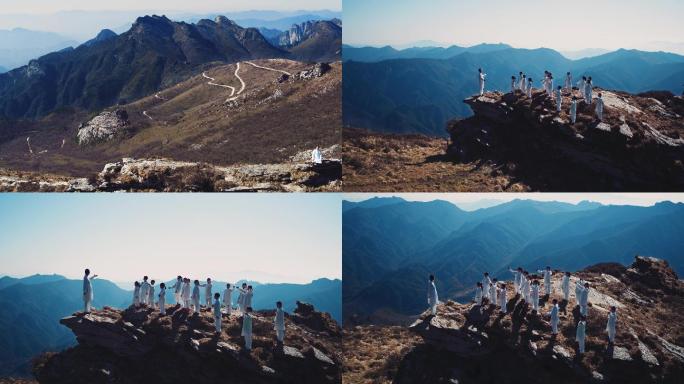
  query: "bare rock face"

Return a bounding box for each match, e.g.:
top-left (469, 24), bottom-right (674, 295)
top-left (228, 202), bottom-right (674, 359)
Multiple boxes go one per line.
top-left (297, 63), bottom-right (332, 80)
top-left (447, 89), bottom-right (684, 191)
top-left (34, 304), bottom-right (340, 384)
top-left (77, 109), bottom-right (129, 145)
top-left (392, 256), bottom-right (684, 383)
top-left (291, 301), bottom-right (341, 337)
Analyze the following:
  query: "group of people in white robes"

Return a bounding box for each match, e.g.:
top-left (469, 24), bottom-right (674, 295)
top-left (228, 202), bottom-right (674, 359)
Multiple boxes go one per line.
top-left (81, 269), bottom-right (286, 352)
top-left (425, 266), bottom-right (618, 358)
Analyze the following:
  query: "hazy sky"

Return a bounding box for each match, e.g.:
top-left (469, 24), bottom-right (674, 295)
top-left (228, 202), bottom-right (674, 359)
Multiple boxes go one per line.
top-left (0, 0), bottom-right (341, 14)
top-left (0, 194), bottom-right (341, 283)
top-left (343, 193), bottom-right (684, 211)
top-left (343, 0), bottom-right (684, 53)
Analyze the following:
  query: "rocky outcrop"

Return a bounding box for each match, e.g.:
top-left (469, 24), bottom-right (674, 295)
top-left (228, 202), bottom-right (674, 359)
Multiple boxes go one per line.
top-left (447, 89), bottom-right (684, 191)
top-left (297, 63), bottom-right (332, 80)
top-left (33, 303), bottom-right (340, 384)
top-left (77, 109), bottom-right (129, 145)
top-left (398, 256), bottom-right (684, 383)
top-left (0, 151), bottom-right (341, 192)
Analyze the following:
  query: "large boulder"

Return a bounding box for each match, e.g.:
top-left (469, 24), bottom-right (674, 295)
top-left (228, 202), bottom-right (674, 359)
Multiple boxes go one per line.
top-left (77, 109), bottom-right (129, 145)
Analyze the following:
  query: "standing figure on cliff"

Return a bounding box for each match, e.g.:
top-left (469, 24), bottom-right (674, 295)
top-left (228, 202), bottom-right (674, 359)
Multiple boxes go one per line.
top-left (204, 278), bottom-right (213, 308)
top-left (517, 72), bottom-right (524, 90)
top-left (428, 274), bottom-right (439, 315)
top-left (482, 272), bottom-right (492, 291)
top-left (478, 68), bottom-right (487, 96)
top-left (531, 280), bottom-right (540, 313)
top-left (522, 271), bottom-right (531, 303)
top-left (490, 279), bottom-right (498, 305)
top-left (520, 74), bottom-right (527, 91)
top-left (158, 282), bottom-right (167, 315)
top-left (527, 78), bottom-right (533, 97)
top-left (83, 269), bottom-right (98, 313)
top-left (133, 281), bottom-right (141, 306)
top-left (585, 77), bottom-right (593, 103)
top-left (576, 315), bottom-right (587, 354)
top-left (213, 292), bottom-right (222, 334)
top-left (549, 299), bottom-right (560, 335)
top-left (579, 282), bottom-right (590, 316)
top-left (548, 74), bottom-right (554, 97)
top-left (223, 283), bottom-right (234, 315)
top-left (170, 276), bottom-right (182, 305)
top-left (595, 92), bottom-right (604, 121)
top-left (606, 306), bottom-right (617, 344)
top-left (474, 282), bottom-right (484, 306)
top-left (578, 76), bottom-right (587, 101)
top-left (511, 76), bottom-right (517, 93)
top-left (148, 280), bottom-right (156, 309)
top-left (538, 266), bottom-right (553, 296)
top-left (509, 267), bottom-right (522, 294)
top-left (498, 283), bottom-right (507, 314)
top-left (311, 147), bottom-right (323, 164)
top-left (237, 283), bottom-right (248, 313)
top-left (562, 271), bottom-right (571, 301)
top-left (140, 276), bottom-right (150, 305)
top-left (555, 86), bottom-right (563, 112)
top-left (182, 278), bottom-right (191, 309)
top-left (565, 72), bottom-right (572, 92)
top-left (244, 286), bottom-right (254, 309)
top-left (275, 301), bottom-right (286, 344)
top-left (192, 280), bottom-right (201, 314)
top-left (242, 307), bottom-right (254, 351)
top-left (570, 96), bottom-right (578, 124)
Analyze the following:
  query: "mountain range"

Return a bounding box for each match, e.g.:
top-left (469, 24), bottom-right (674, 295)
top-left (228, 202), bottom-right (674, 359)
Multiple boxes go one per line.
top-left (0, 274), bottom-right (340, 377)
top-left (343, 46), bottom-right (684, 136)
top-left (0, 14), bottom-right (341, 120)
top-left (0, 28), bottom-right (77, 72)
top-left (343, 197), bottom-right (684, 324)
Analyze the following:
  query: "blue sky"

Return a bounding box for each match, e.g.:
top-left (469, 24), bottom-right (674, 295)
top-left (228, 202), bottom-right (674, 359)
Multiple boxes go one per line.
top-left (342, 193), bottom-right (684, 211)
top-left (343, 0), bottom-right (684, 54)
top-left (0, 194), bottom-right (341, 283)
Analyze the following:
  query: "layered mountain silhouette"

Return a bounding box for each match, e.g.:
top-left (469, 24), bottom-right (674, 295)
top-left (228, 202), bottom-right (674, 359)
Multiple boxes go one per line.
top-left (343, 46), bottom-right (684, 136)
top-left (0, 28), bottom-right (77, 71)
top-left (343, 197), bottom-right (684, 324)
top-left (0, 15), bottom-right (341, 120)
top-left (0, 274), bottom-right (340, 377)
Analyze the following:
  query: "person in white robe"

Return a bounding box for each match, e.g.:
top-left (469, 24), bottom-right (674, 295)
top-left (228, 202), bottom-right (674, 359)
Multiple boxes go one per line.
top-left (478, 68), bottom-right (487, 96)
top-left (83, 269), bottom-right (98, 313)
top-left (489, 280), bottom-right (498, 306)
top-left (562, 272), bottom-right (571, 301)
top-left (511, 76), bottom-right (517, 93)
top-left (576, 315), bottom-right (587, 354)
top-left (242, 307), bottom-right (254, 351)
top-left (527, 78), bottom-right (533, 97)
top-left (537, 266), bottom-right (553, 296)
top-left (133, 281), bottom-right (141, 306)
top-left (595, 92), bottom-right (604, 121)
top-left (170, 276), bottom-right (182, 305)
top-left (158, 283), bottom-right (167, 315)
top-left (140, 276), bottom-right (150, 305)
top-left (498, 283), bottom-right (507, 314)
top-left (564, 72), bottom-right (572, 91)
top-left (204, 278), bottom-right (213, 308)
top-left (182, 278), bottom-right (191, 309)
top-left (223, 283), bottom-right (234, 315)
top-left (237, 283), bottom-right (248, 313)
top-left (549, 299), bottom-right (560, 335)
top-left (311, 147), bottom-right (323, 164)
top-left (275, 301), bottom-right (286, 344)
top-left (531, 280), bottom-right (540, 312)
top-left (192, 280), bottom-right (201, 314)
top-left (606, 306), bottom-right (617, 343)
top-left (427, 274), bottom-right (439, 315)
top-left (579, 282), bottom-right (590, 316)
top-left (555, 86), bottom-right (563, 112)
top-left (473, 282), bottom-right (483, 306)
top-left (148, 280), bottom-right (155, 309)
top-left (213, 293), bottom-right (222, 334)
top-left (244, 286), bottom-right (254, 309)
top-left (570, 96), bottom-right (577, 124)
top-left (482, 272), bottom-right (492, 292)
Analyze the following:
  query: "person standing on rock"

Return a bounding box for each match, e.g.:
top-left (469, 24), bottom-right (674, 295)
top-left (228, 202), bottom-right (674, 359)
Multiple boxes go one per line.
top-left (170, 276), bottom-right (182, 305)
top-left (140, 276), bottom-right (150, 306)
top-left (489, 279), bottom-right (498, 306)
top-left (473, 282), bottom-right (484, 306)
top-left (158, 282), bottom-right (167, 315)
top-left (223, 283), bottom-right (234, 315)
top-left (237, 283), bottom-right (248, 313)
top-left (562, 272), bottom-right (571, 301)
top-left (527, 78), bottom-right (533, 97)
top-left (244, 286), bottom-right (254, 309)
top-left (579, 282), bottom-right (590, 316)
top-left (521, 271), bottom-right (531, 303)
top-left (585, 77), bottom-right (593, 103)
top-left (242, 307), bottom-right (254, 351)
top-left (565, 72), bottom-right (573, 92)
top-left (531, 280), bottom-right (540, 313)
top-left (311, 147), bottom-right (323, 164)
top-left (555, 86), bottom-right (563, 112)
top-left (498, 283), bottom-right (507, 314)
top-left (482, 272), bottom-right (492, 291)
top-left (83, 269), bottom-right (98, 313)
top-left (182, 278), bottom-right (191, 309)
top-left (274, 301), bottom-right (286, 344)
top-left (595, 92), bottom-right (604, 121)
top-left (576, 315), bottom-right (587, 354)
top-left (427, 274), bottom-right (439, 315)
top-left (509, 267), bottom-right (522, 294)
top-left (148, 280), bottom-right (156, 309)
top-left (549, 299), bottom-right (560, 335)
top-left (577, 76), bottom-right (587, 101)
top-left (548, 74), bottom-right (554, 98)
top-left (192, 280), bottom-right (201, 314)
top-left (213, 292), bottom-right (222, 334)
top-left (606, 306), bottom-right (617, 344)
top-left (538, 266), bottom-right (553, 296)
top-left (570, 96), bottom-right (578, 124)
top-left (478, 68), bottom-right (487, 96)
top-left (204, 278), bottom-right (213, 308)
top-left (133, 281), bottom-right (141, 307)
top-left (520, 74), bottom-right (527, 92)
top-left (511, 76), bottom-right (517, 93)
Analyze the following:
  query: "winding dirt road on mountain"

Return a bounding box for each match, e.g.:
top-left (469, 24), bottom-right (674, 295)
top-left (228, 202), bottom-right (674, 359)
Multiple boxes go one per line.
top-left (244, 61), bottom-right (292, 76)
top-left (202, 72), bottom-right (236, 96)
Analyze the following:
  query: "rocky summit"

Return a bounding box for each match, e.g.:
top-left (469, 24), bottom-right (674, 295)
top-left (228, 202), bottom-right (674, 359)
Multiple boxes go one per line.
top-left (343, 256), bottom-right (684, 383)
top-left (448, 89), bottom-right (684, 191)
top-left (32, 302), bottom-right (340, 384)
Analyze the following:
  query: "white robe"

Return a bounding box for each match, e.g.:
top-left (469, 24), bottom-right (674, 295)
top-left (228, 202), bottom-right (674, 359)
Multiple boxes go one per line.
top-left (595, 97), bottom-right (604, 121)
top-left (148, 285), bottom-right (155, 308)
top-left (539, 269), bottom-right (552, 295)
top-left (555, 89), bottom-right (562, 111)
top-left (192, 285), bottom-right (200, 313)
top-left (213, 299), bottom-right (222, 332)
top-left (205, 282), bottom-right (213, 307)
top-left (223, 288), bottom-right (234, 313)
top-left (561, 275), bottom-right (570, 301)
top-left (482, 276), bottom-right (492, 290)
top-left (511, 78), bottom-right (516, 93)
top-left (244, 291), bottom-right (253, 308)
top-left (83, 275), bottom-right (93, 312)
top-left (312, 148), bottom-right (323, 164)
top-left (586, 82), bottom-right (593, 102)
top-left (489, 284), bottom-right (497, 304)
top-left (474, 287), bottom-right (483, 305)
top-left (479, 72), bottom-right (486, 95)
top-left (237, 288), bottom-right (246, 311)
top-left (133, 286), bottom-right (140, 306)
top-left (570, 100), bottom-right (577, 124)
top-left (531, 284), bottom-right (540, 311)
top-left (427, 281), bottom-right (439, 315)
top-left (550, 304), bottom-right (560, 334)
top-left (171, 280), bottom-right (182, 304)
top-left (606, 311), bottom-right (617, 342)
top-left (140, 281), bottom-right (150, 305)
top-left (509, 268), bottom-right (520, 293)
top-left (275, 307), bottom-right (285, 342)
top-left (527, 83), bottom-right (533, 97)
top-left (576, 321), bottom-right (586, 353)
top-left (181, 282), bottom-right (191, 308)
top-left (579, 286), bottom-right (589, 316)
top-left (158, 288), bottom-right (166, 315)
top-left (519, 77), bottom-right (526, 90)
top-left (565, 74), bottom-right (572, 90)
top-left (498, 287), bottom-right (506, 313)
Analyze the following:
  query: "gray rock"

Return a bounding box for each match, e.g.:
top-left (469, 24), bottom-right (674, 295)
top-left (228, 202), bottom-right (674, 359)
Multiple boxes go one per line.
top-left (77, 109), bottom-right (129, 145)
